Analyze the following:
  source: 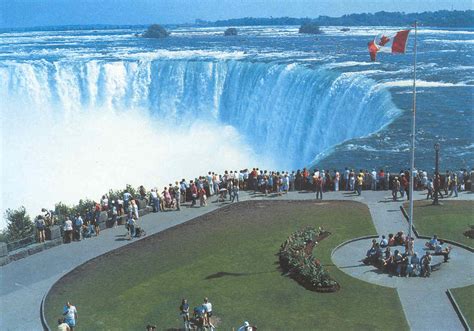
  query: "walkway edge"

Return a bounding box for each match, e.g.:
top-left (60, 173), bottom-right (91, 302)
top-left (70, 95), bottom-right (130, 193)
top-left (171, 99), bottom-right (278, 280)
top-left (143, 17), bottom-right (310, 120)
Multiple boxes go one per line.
top-left (40, 292), bottom-right (50, 331)
top-left (446, 289), bottom-right (471, 331)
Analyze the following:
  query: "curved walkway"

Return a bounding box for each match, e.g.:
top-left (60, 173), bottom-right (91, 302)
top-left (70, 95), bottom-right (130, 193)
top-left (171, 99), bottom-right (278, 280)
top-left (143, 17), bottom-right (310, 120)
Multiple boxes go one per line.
top-left (0, 190), bottom-right (472, 330)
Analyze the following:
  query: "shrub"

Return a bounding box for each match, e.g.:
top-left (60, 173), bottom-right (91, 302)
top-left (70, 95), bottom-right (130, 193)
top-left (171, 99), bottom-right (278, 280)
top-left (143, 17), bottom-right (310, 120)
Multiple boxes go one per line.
top-left (279, 226), bottom-right (338, 291)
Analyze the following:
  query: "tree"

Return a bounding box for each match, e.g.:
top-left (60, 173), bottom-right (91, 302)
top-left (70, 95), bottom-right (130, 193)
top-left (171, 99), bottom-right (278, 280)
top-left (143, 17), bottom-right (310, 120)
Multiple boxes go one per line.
top-left (224, 27), bottom-right (238, 36)
top-left (299, 23), bottom-right (323, 34)
top-left (4, 207), bottom-right (34, 242)
top-left (142, 24), bottom-right (170, 38)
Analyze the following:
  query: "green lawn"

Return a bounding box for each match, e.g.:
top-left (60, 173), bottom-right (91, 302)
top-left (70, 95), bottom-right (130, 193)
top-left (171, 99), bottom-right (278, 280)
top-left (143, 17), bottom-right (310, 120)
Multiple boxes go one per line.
top-left (45, 200), bottom-right (408, 330)
top-left (451, 285), bottom-right (474, 329)
top-left (408, 200), bottom-right (474, 248)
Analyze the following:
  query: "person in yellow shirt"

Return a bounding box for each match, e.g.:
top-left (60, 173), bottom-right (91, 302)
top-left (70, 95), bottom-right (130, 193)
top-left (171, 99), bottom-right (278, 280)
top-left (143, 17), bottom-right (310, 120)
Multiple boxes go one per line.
top-left (356, 171), bottom-right (364, 196)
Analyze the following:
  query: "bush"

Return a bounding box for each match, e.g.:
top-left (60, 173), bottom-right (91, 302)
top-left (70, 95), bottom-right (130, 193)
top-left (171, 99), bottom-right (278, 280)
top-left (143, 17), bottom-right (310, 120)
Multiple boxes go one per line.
top-left (298, 23), bottom-right (323, 34)
top-left (142, 24), bottom-right (170, 38)
top-left (279, 226), bottom-right (338, 291)
top-left (4, 207), bottom-right (34, 242)
top-left (224, 27), bottom-right (238, 36)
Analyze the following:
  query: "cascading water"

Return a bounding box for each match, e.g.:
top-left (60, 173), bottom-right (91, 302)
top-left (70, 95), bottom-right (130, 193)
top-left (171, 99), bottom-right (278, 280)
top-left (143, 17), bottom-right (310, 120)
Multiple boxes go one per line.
top-left (2, 59), bottom-right (400, 163)
top-left (0, 58), bottom-right (400, 218)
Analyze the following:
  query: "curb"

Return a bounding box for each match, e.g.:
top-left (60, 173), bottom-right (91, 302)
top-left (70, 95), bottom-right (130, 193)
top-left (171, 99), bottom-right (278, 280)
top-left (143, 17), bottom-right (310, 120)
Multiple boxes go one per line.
top-left (330, 234), bottom-right (379, 257)
top-left (40, 292), bottom-right (51, 331)
top-left (446, 289), bottom-right (471, 331)
top-left (400, 206), bottom-right (473, 253)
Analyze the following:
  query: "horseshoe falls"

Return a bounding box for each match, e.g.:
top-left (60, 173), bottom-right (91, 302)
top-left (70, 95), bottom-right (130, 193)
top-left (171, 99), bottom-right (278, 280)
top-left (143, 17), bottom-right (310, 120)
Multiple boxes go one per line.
top-left (1, 25), bottom-right (472, 221)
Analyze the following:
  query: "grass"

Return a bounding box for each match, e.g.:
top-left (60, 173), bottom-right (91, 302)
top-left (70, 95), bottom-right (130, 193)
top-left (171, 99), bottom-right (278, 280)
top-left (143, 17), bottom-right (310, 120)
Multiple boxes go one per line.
top-left (407, 200), bottom-right (474, 248)
top-left (45, 200), bottom-right (408, 330)
top-left (451, 285), bottom-right (474, 329)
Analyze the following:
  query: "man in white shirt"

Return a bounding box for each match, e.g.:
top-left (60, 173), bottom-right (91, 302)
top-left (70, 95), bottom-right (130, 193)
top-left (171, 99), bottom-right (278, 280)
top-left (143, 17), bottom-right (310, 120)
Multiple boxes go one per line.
top-left (371, 169), bottom-right (378, 190)
top-left (63, 302), bottom-right (78, 330)
top-left (203, 297), bottom-right (213, 326)
top-left (64, 218), bottom-right (73, 243)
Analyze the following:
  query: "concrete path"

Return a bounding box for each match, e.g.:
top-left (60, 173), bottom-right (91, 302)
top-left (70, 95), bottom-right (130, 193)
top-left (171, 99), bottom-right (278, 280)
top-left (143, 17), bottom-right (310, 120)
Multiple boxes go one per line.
top-left (332, 190), bottom-right (474, 331)
top-left (0, 189), bottom-right (472, 330)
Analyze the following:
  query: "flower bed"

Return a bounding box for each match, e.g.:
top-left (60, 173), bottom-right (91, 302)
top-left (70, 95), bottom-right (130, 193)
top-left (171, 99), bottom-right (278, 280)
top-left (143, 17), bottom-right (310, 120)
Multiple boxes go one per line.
top-left (279, 227), bottom-right (339, 292)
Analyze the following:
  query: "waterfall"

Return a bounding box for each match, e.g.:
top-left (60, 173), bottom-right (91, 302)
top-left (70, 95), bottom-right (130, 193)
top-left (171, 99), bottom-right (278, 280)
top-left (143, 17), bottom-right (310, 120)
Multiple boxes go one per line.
top-left (1, 59), bottom-right (400, 168)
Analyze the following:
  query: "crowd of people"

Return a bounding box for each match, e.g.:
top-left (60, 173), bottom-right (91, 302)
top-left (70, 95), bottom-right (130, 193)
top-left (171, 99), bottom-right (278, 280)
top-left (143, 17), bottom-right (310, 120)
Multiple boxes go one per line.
top-left (33, 167), bottom-right (473, 245)
top-left (363, 232), bottom-right (452, 277)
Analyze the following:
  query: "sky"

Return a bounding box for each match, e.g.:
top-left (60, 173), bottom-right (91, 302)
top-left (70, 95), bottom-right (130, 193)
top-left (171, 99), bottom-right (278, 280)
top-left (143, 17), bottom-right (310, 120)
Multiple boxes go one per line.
top-left (0, 0), bottom-right (472, 28)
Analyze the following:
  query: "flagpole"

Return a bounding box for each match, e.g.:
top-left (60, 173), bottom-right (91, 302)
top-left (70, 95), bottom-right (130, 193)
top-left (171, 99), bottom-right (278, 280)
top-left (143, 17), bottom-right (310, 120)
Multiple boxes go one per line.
top-left (408, 21), bottom-right (417, 239)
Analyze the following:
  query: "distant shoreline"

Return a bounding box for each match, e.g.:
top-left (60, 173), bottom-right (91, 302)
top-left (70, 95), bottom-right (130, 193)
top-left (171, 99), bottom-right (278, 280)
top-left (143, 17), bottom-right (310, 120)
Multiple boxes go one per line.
top-left (1, 9), bottom-right (473, 31)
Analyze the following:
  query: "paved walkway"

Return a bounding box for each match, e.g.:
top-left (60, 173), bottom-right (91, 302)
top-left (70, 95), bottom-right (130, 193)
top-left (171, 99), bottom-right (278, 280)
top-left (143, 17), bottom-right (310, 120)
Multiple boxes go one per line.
top-left (332, 190), bottom-right (474, 331)
top-left (0, 190), bottom-right (472, 330)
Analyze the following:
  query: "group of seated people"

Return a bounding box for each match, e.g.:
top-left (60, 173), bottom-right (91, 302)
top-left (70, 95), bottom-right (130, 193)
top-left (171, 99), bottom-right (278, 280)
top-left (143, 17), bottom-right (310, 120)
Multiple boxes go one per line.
top-left (363, 232), bottom-right (452, 277)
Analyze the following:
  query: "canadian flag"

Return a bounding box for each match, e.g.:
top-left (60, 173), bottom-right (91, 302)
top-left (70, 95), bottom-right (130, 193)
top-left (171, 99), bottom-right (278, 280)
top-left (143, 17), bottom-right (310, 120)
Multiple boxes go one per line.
top-left (368, 30), bottom-right (411, 61)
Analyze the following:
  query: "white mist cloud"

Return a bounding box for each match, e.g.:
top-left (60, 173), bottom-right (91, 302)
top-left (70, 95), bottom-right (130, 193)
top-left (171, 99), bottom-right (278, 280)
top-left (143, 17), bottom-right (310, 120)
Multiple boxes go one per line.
top-left (1, 105), bottom-right (273, 229)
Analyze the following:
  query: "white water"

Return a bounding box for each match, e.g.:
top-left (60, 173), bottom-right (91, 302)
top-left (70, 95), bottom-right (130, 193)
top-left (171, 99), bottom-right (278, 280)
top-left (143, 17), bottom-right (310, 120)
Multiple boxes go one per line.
top-left (1, 58), bottom-right (400, 225)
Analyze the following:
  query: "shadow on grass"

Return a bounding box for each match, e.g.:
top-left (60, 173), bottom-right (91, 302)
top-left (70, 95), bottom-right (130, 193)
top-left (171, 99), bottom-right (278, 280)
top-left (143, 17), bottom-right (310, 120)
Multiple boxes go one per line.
top-left (205, 270), bottom-right (273, 280)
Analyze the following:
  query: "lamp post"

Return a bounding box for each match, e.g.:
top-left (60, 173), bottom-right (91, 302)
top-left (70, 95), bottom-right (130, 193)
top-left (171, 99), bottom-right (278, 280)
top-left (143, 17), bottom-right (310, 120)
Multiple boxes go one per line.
top-left (433, 143), bottom-right (440, 205)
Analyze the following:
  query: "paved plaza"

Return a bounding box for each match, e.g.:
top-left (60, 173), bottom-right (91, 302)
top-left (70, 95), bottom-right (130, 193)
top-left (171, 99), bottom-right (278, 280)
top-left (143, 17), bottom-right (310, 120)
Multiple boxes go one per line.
top-left (1, 190), bottom-right (472, 330)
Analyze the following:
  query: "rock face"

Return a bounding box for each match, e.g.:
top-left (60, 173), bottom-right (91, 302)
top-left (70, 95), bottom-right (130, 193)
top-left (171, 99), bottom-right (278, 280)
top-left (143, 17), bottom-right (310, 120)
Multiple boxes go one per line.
top-left (142, 24), bottom-right (170, 38)
top-left (224, 27), bottom-right (238, 36)
top-left (298, 23), bottom-right (323, 34)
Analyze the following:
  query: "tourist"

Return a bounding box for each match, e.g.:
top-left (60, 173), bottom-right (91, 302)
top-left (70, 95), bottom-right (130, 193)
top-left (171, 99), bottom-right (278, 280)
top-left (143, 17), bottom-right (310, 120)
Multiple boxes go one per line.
top-left (434, 242), bottom-right (452, 262)
top-left (371, 169), bottom-right (377, 190)
top-left (150, 189), bottom-right (160, 212)
top-left (426, 235), bottom-right (439, 250)
top-left (100, 195), bottom-right (109, 211)
top-left (62, 302), bottom-right (77, 331)
top-left (163, 187), bottom-right (172, 209)
top-left (356, 171), bottom-right (363, 196)
top-left (380, 235), bottom-right (388, 248)
top-left (344, 167), bottom-right (350, 191)
top-left (391, 177), bottom-right (400, 201)
top-left (199, 186), bottom-right (207, 207)
top-left (232, 179), bottom-right (240, 202)
top-left (387, 233), bottom-right (395, 246)
top-left (421, 252), bottom-right (432, 277)
top-left (394, 231), bottom-right (405, 246)
top-left (57, 318), bottom-right (70, 331)
top-left (94, 203), bottom-right (101, 236)
top-left (111, 202), bottom-right (118, 228)
top-left (35, 216), bottom-right (46, 243)
top-left (408, 252), bottom-right (420, 277)
top-left (426, 178), bottom-right (434, 200)
top-left (127, 215), bottom-right (136, 239)
top-left (139, 185), bottom-right (147, 201)
top-left (448, 174), bottom-right (459, 197)
top-left (73, 214), bottom-right (83, 241)
top-left (202, 297), bottom-right (213, 326)
top-left (63, 217), bottom-right (73, 243)
top-left (190, 181), bottom-right (198, 207)
top-left (174, 182), bottom-right (181, 211)
top-left (315, 176), bottom-right (323, 200)
top-left (180, 298), bottom-right (190, 329)
top-left (123, 190), bottom-right (132, 214)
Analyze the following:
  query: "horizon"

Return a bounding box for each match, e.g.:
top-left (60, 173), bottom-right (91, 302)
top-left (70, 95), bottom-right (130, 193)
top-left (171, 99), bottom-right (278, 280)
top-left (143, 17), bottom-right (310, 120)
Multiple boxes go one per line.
top-left (0, 0), bottom-right (472, 29)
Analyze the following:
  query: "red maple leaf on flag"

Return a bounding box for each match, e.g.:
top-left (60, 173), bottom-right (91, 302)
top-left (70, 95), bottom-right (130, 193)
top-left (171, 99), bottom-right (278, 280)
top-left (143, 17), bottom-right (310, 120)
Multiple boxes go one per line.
top-left (378, 35), bottom-right (391, 46)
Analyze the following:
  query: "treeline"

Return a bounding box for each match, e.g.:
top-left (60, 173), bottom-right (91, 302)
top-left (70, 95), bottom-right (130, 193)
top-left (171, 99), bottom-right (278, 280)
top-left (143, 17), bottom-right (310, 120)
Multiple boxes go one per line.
top-left (195, 10), bottom-right (474, 28)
